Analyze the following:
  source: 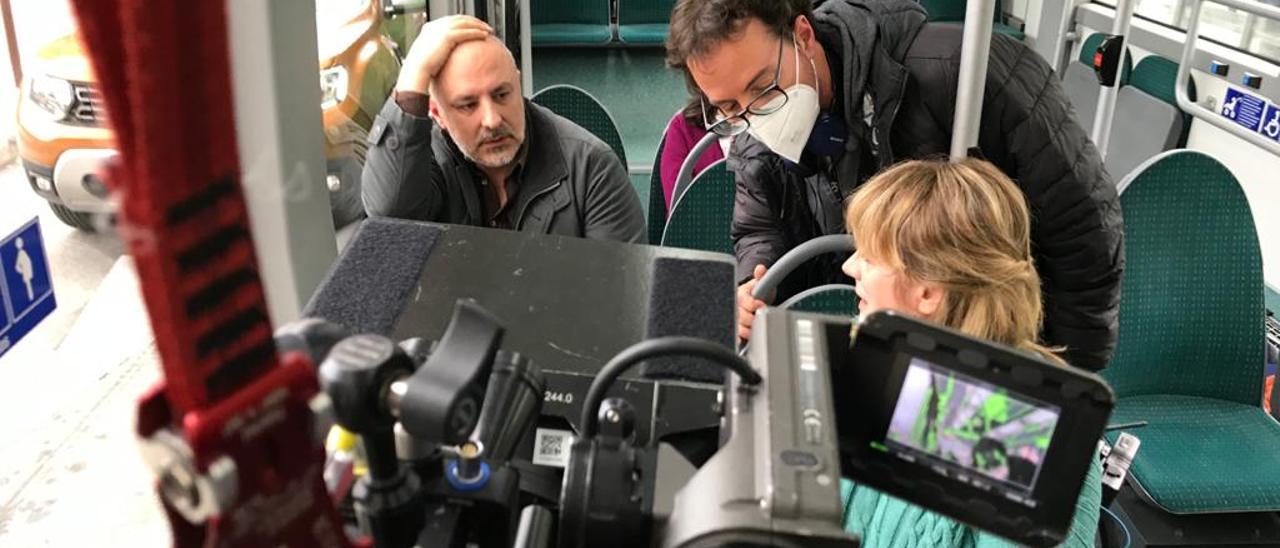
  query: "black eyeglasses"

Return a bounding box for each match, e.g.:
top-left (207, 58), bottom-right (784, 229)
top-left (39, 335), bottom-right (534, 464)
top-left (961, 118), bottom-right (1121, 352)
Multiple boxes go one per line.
top-left (701, 39), bottom-right (791, 137)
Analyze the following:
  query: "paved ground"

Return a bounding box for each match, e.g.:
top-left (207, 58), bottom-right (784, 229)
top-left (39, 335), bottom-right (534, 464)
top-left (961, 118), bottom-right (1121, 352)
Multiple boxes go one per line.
top-left (0, 162), bottom-right (167, 545)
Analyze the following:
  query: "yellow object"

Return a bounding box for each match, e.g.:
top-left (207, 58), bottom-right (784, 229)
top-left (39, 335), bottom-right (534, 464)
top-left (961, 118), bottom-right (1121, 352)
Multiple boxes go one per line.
top-left (326, 425), bottom-right (359, 453)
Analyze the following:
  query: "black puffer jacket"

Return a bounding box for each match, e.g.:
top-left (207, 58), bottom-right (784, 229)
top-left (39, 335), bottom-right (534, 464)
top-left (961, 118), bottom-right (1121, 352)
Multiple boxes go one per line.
top-left (729, 0), bottom-right (1124, 371)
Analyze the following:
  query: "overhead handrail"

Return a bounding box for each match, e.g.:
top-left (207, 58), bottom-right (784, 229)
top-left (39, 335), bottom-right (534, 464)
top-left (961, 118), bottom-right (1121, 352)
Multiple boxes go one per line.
top-left (1176, 0), bottom-right (1280, 156)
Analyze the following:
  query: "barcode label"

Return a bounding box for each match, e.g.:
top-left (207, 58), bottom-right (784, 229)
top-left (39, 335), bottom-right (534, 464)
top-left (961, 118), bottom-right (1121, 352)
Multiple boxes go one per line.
top-left (532, 428), bottom-right (574, 468)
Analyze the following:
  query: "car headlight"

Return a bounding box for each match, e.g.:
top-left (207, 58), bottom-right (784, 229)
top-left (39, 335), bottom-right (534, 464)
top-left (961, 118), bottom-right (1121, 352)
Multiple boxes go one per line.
top-left (29, 76), bottom-right (74, 121)
top-left (320, 66), bottom-right (348, 110)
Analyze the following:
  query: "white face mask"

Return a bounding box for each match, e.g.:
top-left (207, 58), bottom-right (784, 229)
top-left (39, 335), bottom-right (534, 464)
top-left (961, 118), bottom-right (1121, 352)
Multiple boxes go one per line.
top-left (747, 37), bottom-right (821, 163)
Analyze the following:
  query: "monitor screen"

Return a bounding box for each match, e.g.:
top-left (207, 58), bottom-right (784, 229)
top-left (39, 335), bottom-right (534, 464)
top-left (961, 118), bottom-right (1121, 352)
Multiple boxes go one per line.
top-left (882, 357), bottom-right (1061, 505)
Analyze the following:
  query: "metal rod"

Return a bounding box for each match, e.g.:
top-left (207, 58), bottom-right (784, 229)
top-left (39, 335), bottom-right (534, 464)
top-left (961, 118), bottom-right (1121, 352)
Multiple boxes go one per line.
top-left (1205, 0), bottom-right (1280, 19)
top-left (1090, 0), bottom-right (1137, 155)
top-left (1172, 0), bottom-right (1188, 26)
top-left (1240, 12), bottom-right (1258, 49)
top-left (520, 0), bottom-right (532, 95)
top-left (950, 0), bottom-right (997, 161)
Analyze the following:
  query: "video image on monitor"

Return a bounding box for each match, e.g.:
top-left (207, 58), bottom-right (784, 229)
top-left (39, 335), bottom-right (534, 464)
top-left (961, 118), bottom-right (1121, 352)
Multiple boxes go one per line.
top-left (885, 358), bottom-right (1061, 493)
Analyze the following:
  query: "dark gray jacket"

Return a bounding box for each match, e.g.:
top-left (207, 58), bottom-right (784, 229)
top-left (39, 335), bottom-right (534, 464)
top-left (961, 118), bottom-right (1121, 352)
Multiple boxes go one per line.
top-left (730, 0), bottom-right (1124, 371)
top-left (362, 98), bottom-right (646, 243)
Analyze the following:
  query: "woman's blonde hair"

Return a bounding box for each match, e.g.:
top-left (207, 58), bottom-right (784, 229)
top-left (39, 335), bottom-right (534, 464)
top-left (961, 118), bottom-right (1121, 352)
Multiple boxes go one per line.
top-left (845, 158), bottom-right (1066, 366)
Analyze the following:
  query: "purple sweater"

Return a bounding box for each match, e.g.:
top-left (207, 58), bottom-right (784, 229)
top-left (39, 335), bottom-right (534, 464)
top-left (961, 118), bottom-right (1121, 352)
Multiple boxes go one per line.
top-left (659, 112), bottom-right (725, 214)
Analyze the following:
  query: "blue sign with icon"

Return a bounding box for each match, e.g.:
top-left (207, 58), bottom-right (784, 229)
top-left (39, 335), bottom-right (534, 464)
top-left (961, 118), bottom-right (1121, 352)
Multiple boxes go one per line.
top-left (1221, 88), bottom-right (1267, 132)
top-left (1261, 103), bottom-right (1280, 143)
top-left (0, 218), bottom-right (56, 360)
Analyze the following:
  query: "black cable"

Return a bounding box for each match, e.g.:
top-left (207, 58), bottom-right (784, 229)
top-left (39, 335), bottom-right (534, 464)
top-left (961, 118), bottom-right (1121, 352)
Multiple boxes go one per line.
top-left (578, 337), bottom-right (760, 439)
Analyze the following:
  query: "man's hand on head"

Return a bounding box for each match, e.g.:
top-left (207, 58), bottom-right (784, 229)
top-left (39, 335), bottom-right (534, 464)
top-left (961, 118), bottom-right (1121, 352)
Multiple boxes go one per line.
top-left (397, 15), bottom-right (493, 94)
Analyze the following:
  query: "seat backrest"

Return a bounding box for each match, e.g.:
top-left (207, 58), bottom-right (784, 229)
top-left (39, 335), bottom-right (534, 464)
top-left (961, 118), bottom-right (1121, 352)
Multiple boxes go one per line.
top-left (619, 0), bottom-right (675, 25)
top-left (661, 160), bottom-right (734, 254)
top-left (531, 0), bottom-right (610, 26)
top-left (785, 284), bottom-right (860, 316)
top-left (1105, 87), bottom-right (1182, 179)
top-left (1128, 55), bottom-right (1193, 107)
top-left (1128, 54), bottom-right (1196, 145)
top-left (531, 85), bottom-right (629, 169)
top-left (1106, 150), bottom-right (1265, 404)
top-left (1104, 56), bottom-right (1196, 182)
top-left (648, 133), bottom-right (668, 245)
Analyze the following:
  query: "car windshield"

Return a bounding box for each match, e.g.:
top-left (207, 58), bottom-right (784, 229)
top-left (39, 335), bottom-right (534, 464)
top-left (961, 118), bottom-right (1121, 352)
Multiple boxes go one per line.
top-left (315, 0), bottom-right (368, 32)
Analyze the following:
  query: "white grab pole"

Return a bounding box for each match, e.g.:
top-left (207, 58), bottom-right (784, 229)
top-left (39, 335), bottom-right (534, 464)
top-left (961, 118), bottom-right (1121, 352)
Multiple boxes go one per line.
top-left (520, 0), bottom-right (532, 94)
top-left (950, 0), bottom-right (997, 161)
top-left (1090, 0), bottom-right (1137, 156)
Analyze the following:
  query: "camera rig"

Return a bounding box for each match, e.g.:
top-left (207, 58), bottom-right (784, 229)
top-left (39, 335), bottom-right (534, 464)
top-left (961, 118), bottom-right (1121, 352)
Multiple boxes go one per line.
top-left (67, 0), bottom-right (1116, 544)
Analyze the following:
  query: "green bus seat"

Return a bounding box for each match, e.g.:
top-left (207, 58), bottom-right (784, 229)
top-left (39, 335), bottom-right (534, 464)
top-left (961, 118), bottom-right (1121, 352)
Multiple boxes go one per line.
top-left (1105, 150), bottom-right (1279, 514)
top-left (531, 85), bottom-right (629, 170)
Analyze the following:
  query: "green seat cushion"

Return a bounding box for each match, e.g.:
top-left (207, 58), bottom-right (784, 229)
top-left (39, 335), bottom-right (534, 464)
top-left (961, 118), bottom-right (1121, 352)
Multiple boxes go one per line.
top-left (1106, 394), bottom-right (1280, 513)
top-left (1267, 283), bottom-right (1279, 315)
top-left (618, 24), bottom-right (669, 45)
top-left (531, 24), bottom-right (613, 46)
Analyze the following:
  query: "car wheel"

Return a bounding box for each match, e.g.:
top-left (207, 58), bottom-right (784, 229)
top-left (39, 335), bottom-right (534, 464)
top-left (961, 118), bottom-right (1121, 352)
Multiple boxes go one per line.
top-left (48, 203), bottom-right (98, 232)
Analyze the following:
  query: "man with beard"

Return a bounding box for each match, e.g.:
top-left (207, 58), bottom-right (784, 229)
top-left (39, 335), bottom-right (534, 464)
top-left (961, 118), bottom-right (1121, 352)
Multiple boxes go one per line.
top-left (362, 16), bottom-right (645, 243)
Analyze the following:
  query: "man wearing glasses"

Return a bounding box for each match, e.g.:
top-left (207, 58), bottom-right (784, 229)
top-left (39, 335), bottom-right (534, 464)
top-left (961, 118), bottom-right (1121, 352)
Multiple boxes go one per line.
top-left (667, 0), bottom-right (1123, 372)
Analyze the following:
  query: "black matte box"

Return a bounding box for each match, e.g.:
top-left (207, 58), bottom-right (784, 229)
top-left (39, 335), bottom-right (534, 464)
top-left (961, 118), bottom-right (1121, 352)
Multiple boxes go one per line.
top-left (304, 219), bottom-right (733, 472)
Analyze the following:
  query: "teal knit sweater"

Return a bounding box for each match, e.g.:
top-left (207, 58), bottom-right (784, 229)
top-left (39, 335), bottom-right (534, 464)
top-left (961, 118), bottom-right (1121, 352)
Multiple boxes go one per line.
top-left (840, 460), bottom-right (1102, 547)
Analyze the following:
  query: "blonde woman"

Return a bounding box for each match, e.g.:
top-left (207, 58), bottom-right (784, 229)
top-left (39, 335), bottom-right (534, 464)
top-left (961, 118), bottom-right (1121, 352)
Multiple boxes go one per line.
top-left (839, 158), bottom-right (1102, 547)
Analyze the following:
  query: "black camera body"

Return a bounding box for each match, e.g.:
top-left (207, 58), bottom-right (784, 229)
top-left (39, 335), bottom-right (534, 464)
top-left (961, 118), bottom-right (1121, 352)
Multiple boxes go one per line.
top-left (312, 304), bottom-right (1113, 548)
top-left (560, 309), bottom-right (1114, 548)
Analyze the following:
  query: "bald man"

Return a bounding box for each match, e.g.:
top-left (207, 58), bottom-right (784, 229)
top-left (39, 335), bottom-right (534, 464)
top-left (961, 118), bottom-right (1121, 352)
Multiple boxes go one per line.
top-left (361, 16), bottom-right (645, 243)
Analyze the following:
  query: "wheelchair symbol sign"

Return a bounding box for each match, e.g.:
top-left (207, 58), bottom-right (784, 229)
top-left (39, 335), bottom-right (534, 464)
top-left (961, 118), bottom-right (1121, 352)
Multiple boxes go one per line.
top-left (1262, 103), bottom-right (1280, 142)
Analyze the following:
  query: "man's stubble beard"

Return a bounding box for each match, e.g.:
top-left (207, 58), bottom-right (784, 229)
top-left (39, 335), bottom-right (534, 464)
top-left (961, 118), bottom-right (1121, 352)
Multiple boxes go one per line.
top-left (462, 125), bottom-right (521, 169)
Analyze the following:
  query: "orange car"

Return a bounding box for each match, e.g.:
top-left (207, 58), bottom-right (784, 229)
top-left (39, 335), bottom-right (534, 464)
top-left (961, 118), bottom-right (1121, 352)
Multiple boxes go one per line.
top-left (15, 0), bottom-right (423, 231)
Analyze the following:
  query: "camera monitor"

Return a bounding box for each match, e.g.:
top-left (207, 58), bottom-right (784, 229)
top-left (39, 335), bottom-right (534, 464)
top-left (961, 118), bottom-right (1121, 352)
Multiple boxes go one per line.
top-left (827, 311), bottom-right (1113, 547)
